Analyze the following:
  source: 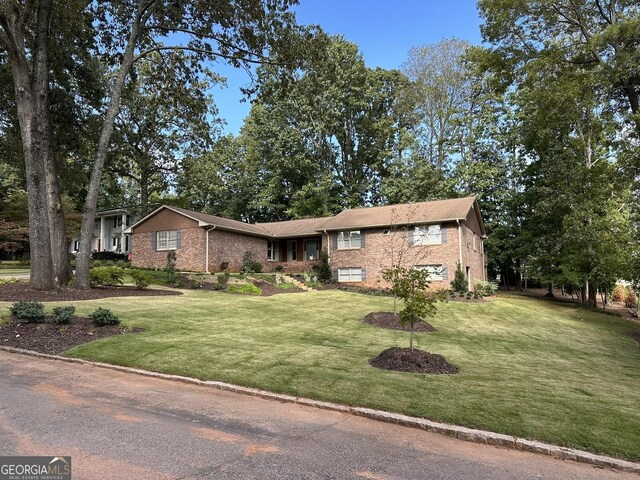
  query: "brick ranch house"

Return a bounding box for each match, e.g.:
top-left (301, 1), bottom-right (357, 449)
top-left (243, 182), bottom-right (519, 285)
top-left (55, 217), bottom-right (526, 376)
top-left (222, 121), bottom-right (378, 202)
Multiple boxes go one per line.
top-left (124, 197), bottom-right (486, 289)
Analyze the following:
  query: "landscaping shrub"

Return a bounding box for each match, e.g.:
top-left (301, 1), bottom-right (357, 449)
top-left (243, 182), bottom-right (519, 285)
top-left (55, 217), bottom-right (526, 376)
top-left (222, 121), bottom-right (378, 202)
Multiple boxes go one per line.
top-left (474, 280), bottom-right (498, 297)
top-left (241, 251), bottom-right (263, 274)
top-left (316, 249), bottom-right (332, 282)
top-left (274, 264), bottom-right (284, 272)
top-left (217, 272), bottom-right (230, 286)
top-left (625, 290), bottom-right (638, 309)
top-left (89, 307), bottom-right (120, 326)
top-left (227, 283), bottom-right (262, 295)
top-left (91, 251), bottom-right (127, 261)
top-left (0, 277), bottom-right (22, 285)
top-left (211, 284), bottom-right (225, 291)
top-left (52, 306), bottom-right (75, 325)
top-left (451, 261), bottom-right (467, 292)
top-left (612, 284), bottom-right (626, 302)
top-left (89, 266), bottom-right (125, 287)
top-left (129, 270), bottom-right (152, 290)
top-left (166, 251), bottom-right (177, 284)
top-left (10, 301), bottom-right (46, 323)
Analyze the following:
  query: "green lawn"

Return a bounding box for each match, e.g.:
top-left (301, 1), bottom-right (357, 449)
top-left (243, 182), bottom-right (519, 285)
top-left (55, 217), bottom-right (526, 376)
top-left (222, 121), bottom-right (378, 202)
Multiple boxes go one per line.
top-left (6, 290), bottom-right (640, 460)
top-left (0, 268), bottom-right (30, 275)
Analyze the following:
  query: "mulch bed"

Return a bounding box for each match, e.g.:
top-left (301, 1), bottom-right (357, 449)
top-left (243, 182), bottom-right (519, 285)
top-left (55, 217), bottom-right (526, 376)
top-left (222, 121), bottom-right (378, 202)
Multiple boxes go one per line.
top-left (0, 282), bottom-right (182, 302)
top-left (370, 347), bottom-right (458, 374)
top-left (363, 312), bottom-right (437, 332)
top-left (0, 317), bottom-right (142, 355)
top-left (252, 280), bottom-right (304, 296)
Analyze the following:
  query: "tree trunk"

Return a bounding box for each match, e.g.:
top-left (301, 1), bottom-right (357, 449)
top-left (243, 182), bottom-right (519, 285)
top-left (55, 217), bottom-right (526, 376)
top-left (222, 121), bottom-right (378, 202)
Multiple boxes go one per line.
top-left (75, 3), bottom-right (145, 289)
top-left (515, 258), bottom-right (522, 290)
top-left (2, 0), bottom-right (57, 290)
top-left (588, 282), bottom-right (597, 309)
top-left (44, 106), bottom-right (71, 284)
top-left (546, 282), bottom-right (554, 298)
top-left (140, 176), bottom-right (149, 215)
top-left (409, 322), bottom-right (414, 352)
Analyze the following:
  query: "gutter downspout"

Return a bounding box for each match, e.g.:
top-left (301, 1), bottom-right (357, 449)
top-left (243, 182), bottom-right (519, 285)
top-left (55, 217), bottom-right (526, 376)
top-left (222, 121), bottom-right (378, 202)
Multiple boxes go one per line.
top-left (456, 219), bottom-right (463, 267)
top-left (205, 226), bottom-right (216, 273)
top-left (323, 230), bottom-right (330, 262)
top-left (481, 236), bottom-right (486, 281)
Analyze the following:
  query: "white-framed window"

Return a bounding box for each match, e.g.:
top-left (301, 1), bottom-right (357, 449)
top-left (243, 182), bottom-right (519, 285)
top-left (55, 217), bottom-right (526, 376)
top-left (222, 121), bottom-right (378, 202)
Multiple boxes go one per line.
top-left (337, 230), bottom-right (361, 249)
top-left (157, 230), bottom-right (178, 250)
top-left (415, 224), bottom-right (441, 245)
top-left (415, 264), bottom-right (444, 281)
top-left (338, 267), bottom-right (363, 283)
top-left (73, 240), bottom-right (79, 252)
top-left (267, 240), bottom-right (278, 261)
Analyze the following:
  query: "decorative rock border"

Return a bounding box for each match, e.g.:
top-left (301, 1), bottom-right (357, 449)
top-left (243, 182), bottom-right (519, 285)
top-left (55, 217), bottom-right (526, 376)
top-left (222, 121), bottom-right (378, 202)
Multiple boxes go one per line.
top-left (1, 346), bottom-right (638, 474)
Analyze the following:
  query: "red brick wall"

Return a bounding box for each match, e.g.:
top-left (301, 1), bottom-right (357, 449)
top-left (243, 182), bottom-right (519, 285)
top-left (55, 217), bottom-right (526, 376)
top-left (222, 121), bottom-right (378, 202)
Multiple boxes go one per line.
top-left (131, 227), bottom-right (206, 271)
top-left (460, 221), bottom-right (486, 288)
top-left (207, 229), bottom-right (267, 272)
top-left (327, 222), bottom-right (485, 290)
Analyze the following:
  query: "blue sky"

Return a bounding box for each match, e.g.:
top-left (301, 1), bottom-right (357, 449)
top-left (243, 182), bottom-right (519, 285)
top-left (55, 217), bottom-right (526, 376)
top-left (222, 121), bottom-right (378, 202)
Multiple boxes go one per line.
top-left (212, 0), bottom-right (483, 135)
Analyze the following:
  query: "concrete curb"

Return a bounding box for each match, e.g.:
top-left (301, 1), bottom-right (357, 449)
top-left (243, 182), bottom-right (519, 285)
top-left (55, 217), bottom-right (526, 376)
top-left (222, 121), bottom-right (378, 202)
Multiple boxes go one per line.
top-left (2, 345), bottom-right (639, 474)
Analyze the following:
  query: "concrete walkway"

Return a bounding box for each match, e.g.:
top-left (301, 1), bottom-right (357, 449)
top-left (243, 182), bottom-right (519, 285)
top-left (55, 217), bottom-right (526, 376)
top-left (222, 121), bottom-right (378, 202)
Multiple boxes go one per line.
top-left (0, 350), bottom-right (634, 480)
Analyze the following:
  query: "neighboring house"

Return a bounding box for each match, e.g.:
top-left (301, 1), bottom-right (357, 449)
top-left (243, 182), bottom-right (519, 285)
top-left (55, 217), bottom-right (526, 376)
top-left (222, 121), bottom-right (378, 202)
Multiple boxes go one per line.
top-left (123, 197), bottom-right (486, 289)
top-left (69, 208), bottom-right (134, 255)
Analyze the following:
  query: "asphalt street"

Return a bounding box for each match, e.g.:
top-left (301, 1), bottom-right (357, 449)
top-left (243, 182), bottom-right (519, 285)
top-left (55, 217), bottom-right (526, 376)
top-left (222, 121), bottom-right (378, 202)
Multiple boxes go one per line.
top-left (0, 350), bottom-right (634, 480)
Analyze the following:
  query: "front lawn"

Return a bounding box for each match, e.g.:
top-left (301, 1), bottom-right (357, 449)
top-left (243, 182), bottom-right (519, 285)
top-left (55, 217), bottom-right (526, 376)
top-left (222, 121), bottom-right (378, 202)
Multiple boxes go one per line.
top-left (7, 290), bottom-right (640, 461)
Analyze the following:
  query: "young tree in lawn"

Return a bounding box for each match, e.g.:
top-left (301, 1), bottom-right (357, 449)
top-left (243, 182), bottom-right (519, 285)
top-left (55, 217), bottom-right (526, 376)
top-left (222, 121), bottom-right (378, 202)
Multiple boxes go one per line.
top-left (380, 206), bottom-right (432, 313)
top-left (391, 267), bottom-right (442, 352)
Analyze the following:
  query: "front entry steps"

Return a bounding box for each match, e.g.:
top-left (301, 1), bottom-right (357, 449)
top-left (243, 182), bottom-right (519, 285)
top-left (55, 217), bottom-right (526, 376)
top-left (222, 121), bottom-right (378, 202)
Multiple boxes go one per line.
top-left (281, 274), bottom-right (315, 292)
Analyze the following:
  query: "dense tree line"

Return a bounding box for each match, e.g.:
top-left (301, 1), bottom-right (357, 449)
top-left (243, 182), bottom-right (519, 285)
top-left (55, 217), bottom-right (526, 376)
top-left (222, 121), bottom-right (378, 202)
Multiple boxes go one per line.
top-left (1, 0), bottom-right (638, 301)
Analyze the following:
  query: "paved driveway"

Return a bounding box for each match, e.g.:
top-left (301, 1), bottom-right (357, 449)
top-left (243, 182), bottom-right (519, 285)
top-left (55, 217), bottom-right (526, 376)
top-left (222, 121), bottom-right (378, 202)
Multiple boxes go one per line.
top-left (0, 351), bottom-right (633, 480)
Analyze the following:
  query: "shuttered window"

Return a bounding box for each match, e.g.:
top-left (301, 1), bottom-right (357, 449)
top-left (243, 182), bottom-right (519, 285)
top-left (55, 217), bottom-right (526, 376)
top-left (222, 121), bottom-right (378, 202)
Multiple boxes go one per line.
top-left (157, 230), bottom-right (178, 250)
top-left (337, 230), bottom-right (362, 249)
top-left (415, 264), bottom-right (446, 281)
top-left (338, 268), bottom-right (363, 282)
top-left (414, 224), bottom-right (442, 245)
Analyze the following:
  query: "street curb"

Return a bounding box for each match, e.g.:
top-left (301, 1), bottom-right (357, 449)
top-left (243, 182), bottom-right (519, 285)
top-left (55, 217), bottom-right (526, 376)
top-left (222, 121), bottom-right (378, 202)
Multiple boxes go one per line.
top-left (2, 346), bottom-right (639, 474)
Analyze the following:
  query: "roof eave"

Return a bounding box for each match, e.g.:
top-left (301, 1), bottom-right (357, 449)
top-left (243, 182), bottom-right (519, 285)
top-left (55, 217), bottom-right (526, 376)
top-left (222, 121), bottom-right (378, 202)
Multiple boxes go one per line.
top-left (319, 217), bottom-right (466, 232)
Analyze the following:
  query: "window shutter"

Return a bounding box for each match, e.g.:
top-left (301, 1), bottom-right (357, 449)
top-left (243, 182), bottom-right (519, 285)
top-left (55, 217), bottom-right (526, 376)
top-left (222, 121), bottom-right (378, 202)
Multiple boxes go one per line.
top-left (176, 229), bottom-right (182, 248)
top-left (407, 226), bottom-right (415, 245)
top-left (441, 227), bottom-right (448, 244)
top-left (442, 264), bottom-right (449, 280)
top-left (360, 230), bottom-right (365, 249)
top-left (151, 232), bottom-right (157, 251)
top-left (332, 268), bottom-right (338, 281)
top-left (361, 268), bottom-right (366, 282)
top-left (332, 233), bottom-right (338, 250)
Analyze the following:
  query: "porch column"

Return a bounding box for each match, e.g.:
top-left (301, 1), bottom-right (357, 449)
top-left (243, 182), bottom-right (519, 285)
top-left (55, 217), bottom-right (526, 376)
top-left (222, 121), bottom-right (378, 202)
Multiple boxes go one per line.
top-left (121, 213), bottom-right (126, 253)
top-left (99, 217), bottom-right (105, 252)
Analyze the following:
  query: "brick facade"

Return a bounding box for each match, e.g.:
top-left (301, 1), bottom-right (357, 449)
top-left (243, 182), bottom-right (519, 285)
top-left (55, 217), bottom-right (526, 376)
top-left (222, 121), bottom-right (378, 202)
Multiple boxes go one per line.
top-left (207, 229), bottom-right (266, 272)
top-left (131, 227), bottom-right (206, 272)
top-left (327, 223), bottom-right (465, 289)
top-left (128, 201), bottom-right (486, 288)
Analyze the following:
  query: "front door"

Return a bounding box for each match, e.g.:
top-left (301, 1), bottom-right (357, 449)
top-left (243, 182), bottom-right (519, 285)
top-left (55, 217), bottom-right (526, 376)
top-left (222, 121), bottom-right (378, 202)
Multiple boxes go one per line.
top-left (288, 240), bottom-right (297, 261)
top-left (303, 239), bottom-right (318, 261)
